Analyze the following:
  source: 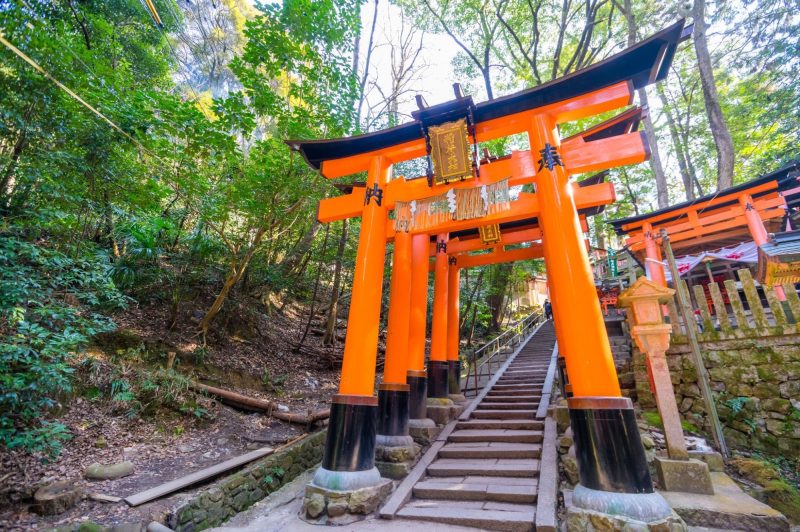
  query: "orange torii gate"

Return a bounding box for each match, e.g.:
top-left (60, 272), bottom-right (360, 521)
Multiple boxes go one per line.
top-left (288, 20), bottom-right (685, 521)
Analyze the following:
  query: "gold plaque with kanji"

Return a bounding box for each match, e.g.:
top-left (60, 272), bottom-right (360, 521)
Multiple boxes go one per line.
top-left (429, 118), bottom-right (472, 185)
top-left (479, 224), bottom-right (501, 245)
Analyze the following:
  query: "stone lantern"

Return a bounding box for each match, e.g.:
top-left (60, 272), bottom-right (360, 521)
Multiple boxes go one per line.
top-left (618, 277), bottom-right (714, 494)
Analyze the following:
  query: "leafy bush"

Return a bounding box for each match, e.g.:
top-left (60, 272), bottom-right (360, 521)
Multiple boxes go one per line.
top-left (0, 236), bottom-right (129, 457)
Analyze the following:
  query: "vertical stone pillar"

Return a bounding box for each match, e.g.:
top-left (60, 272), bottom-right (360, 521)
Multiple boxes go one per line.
top-left (312, 155), bottom-right (389, 492)
top-left (529, 113), bottom-right (672, 523)
top-left (447, 262), bottom-right (464, 401)
top-left (619, 277), bottom-right (714, 496)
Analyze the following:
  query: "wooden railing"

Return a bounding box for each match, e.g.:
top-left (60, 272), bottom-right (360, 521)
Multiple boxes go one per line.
top-left (664, 267), bottom-right (800, 342)
top-left (461, 311), bottom-right (545, 397)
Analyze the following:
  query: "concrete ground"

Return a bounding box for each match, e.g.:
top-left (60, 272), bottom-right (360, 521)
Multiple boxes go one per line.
top-left (207, 470), bottom-right (482, 532)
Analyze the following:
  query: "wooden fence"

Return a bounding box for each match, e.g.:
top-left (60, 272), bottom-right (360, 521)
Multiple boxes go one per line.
top-left (665, 267), bottom-right (800, 342)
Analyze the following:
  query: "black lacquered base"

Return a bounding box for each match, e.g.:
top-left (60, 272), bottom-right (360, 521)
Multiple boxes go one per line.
top-left (321, 395), bottom-right (378, 472)
top-left (427, 360), bottom-right (449, 399)
top-left (377, 384), bottom-right (410, 437)
top-left (568, 396), bottom-right (653, 493)
top-left (447, 360), bottom-right (461, 395)
top-left (407, 371), bottom-right (428, 419)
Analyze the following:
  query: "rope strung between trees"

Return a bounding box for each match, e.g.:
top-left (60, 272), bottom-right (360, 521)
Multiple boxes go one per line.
top-left (0, 32), bottom-right (158, 159)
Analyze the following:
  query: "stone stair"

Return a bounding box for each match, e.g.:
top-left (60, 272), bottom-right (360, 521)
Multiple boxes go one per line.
top-left (389, 321), bottom-right (558, 531)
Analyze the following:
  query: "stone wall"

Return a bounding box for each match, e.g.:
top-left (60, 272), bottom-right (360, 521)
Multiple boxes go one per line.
top-left (632, 335), bottom-right (800, 457)
top-left (168, 430), bottom-right (326, 531)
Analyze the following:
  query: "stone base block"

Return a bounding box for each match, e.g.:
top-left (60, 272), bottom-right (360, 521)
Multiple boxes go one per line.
top-left (426, 398), bottom-right (455, 426)
top-left (376, 460), bottom-right (413, 479)
top-left (302, 477), bottom-right (393, 524)
top-left (554, 404), bottom-right (571, 432)
top-left (375, 441), bottom-right (420, 480)
top-left (408, 418), bottom-right (439, 445)
top-left (655, 457), bottom-right (714, 495)
top-left (448, 393), bottom-right (466, 403)
top-left (687, 450), bottom-right (724, 472)
top-left (566, 506), bottom-right (687, 531)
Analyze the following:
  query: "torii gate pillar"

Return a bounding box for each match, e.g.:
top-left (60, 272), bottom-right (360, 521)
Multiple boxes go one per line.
top-left (374, 229), bottom-right (419, 477)
top-left (447, 264), bottom-right (464, 400)
top-left (312, 155), bottom-right (390, 492)
top-left (529, 114), bottom-right (663, 514)
top-left (407, 233), bottom-right (438, 440)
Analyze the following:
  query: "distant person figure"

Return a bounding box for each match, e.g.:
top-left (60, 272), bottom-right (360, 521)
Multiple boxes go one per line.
top-left (544, 299), bottom-right (552, 320)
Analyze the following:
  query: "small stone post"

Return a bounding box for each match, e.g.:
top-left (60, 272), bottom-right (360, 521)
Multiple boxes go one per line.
top-left (618, 277), bottom-right (714, 494)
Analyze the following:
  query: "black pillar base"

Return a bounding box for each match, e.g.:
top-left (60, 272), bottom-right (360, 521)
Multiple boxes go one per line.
top-left (427, 360), bottom-right (449, 399)
top-left (447, 360), bottom-right (461, 395)
top-left (377, 384), bottom-right (410, 437)
top-left (568, 396), bottom-right (653, 493)
top-left (321, 394), bottom-right (378, 472)
top-left (407, 370), bottom-right (428, 419)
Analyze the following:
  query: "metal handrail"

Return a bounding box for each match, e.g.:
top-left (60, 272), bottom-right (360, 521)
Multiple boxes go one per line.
top-left (461, 311), bottom-right (544, 396)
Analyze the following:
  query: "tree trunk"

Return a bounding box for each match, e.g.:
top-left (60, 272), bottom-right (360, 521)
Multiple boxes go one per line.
top-left (199, 227), bottom-right (267, 338)
top-left (460, 269), bottom-right (484, 332)
top-left (323, 220), bottom-right (348, 346)
top-left (692, 0), bottom-right (735, 190)
top-left (657, 85), bottom-right (696, 201)
top-left (621, 0), bottom-right (668, 207)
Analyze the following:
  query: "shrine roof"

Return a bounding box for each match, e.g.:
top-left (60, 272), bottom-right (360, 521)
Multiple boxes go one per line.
top-left (608, 162), bottom-right (800, 236)
top-left (287, 21), bottom-right (686, 171)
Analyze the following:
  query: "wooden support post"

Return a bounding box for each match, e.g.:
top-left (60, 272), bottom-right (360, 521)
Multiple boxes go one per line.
top-left (662, 229), bottom-right (728, 459)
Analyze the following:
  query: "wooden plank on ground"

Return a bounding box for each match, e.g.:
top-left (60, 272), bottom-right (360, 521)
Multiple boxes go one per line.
top-left (124, 446), bottom-right (276, 507)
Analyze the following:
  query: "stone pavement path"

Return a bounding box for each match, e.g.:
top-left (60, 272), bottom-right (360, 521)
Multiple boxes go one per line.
top-left (387, 321), bottom-right (558, 532)
top-left (208, 470), bottom-right (482, 532)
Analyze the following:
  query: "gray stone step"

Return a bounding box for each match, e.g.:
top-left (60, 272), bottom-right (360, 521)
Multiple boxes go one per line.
top-left (471, 409), bottom-right (536, 419)
top-left (439, 442), bottom-right (542, 459)
top-left (449, 429), bottom-right (543, 443)
top-left (397, 499), bottom-right (536, 532)
top-left (477, 402), bottom-right (539, 410)
top-left (427, 458), bottom-right (540, 478)
top-left (457, 419), bottom-right (543, 431)
top-left (483, 395), bottom-right (541, 403)
top-left (414, 477), bottom-right (538, 503)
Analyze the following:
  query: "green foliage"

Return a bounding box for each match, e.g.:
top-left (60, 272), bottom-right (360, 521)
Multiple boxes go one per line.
top-left (0, 236), bottom-right (127, 457)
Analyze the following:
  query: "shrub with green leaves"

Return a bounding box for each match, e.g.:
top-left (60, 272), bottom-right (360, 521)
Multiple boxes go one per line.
top-left (0, 236), bottom-right (129, 457)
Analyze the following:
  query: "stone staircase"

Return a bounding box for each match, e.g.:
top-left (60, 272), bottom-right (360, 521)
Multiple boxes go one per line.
top-left (384, 321), bottom-right (558, 531)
